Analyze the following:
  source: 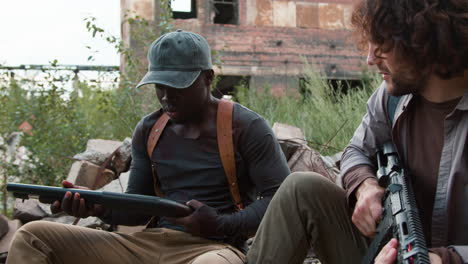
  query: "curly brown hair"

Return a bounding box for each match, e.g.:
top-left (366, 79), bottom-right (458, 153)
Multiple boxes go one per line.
top-left (351, 0), bottom-right (468, 79)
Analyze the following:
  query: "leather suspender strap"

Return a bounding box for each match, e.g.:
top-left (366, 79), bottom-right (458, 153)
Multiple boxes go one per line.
top-left (146, 101), bottom-right (243, 211)
top-left (147, 112), bottom-right (170, 197)
top-left (217, 100), bottom-right (244, 210)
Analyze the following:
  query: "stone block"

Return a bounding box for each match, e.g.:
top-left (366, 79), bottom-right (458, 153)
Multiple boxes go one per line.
top-left (270, 122), bottom-right (338, 183)
top-left (272, 123), bottom-right (306, 144)
top-left (273, 1), bottom-right (296, 27)
top-left (37, 201), bottom-right (53, 215)
top-left (67, 161), bottom-right (115, 190)
top-left (131, 0), bottom-right (154, 21)
top-left (86, 139), bottom-right (122, 154)
top-left (288, 145), bottom-right (337, 183)
top-left (318, 3), bottom-right (346, 30)
top-left (74, 138), bottom-right (131, 177)
top-left (272, 123), bottom-right (306, 160)
top-left (343, 4), bottom-right (354, 29)
top-left (74, 138), bottom-right (123, 168)
top-left (99, 172), bottom-right (130, 193)
top-left (245, 0), bottom-right (257, 26)
top-left (42, 214), bottom-right (76, 225)
top-left (296, 3), bottom-right (319, 29)
top-left (255, 0), bottom-right (273, 26)
top-left (13, 199), bottom-right (49, 223)
top-left (113, 138), bottom-right (132, 174)
top-left (73, 149), bottom-right (109, 166)
top-left (76, 216), bottom-right (111, 230)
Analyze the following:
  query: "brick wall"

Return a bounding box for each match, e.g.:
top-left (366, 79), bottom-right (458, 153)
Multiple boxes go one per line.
top-left (122, 0), bottom-right (366, 93)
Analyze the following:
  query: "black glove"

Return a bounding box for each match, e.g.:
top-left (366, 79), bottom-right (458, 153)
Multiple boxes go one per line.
top-left (167, 199), bottom-right (223, 238)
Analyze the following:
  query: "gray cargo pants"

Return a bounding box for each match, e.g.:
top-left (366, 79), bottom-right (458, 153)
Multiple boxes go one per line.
top-left (247, 172), bottom-right (368, 264)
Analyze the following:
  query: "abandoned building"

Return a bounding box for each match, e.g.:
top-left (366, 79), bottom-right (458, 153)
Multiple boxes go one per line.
top-left (121, 0), bottom-right (364, 96)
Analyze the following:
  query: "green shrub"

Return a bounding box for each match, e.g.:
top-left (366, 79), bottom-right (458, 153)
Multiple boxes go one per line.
top-left (235, 69), bottom-right (381, 156)
top-left (0, 72), bottom-right (160, 187)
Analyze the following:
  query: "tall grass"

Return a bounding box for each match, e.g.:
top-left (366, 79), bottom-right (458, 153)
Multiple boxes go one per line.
top-left (235, 69), bottom-right (381, 155)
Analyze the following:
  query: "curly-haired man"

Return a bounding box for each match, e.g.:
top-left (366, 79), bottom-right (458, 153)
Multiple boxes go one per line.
top-left (247, 0), bottom-right (468, 263)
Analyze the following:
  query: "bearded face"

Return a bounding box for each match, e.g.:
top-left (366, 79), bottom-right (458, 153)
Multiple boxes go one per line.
top-left (367, 42), bottom-right (430, 96)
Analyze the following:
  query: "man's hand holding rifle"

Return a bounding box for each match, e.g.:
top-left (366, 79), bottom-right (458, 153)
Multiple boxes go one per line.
top-left (353, 144), bottom-right (440, 264)
top-left (7, 181), bottom-right (193, 219)
top-left (50, 180), bottom-right (105, 219)
top-left (355, 178), bottom-right (442, 264)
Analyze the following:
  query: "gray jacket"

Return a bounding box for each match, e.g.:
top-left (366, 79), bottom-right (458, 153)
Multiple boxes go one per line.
top-left (340, 82), bottom-right (468, 262)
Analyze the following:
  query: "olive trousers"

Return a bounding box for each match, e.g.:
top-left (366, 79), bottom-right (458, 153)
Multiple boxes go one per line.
top-left (247, 172), bottom-right (368, 264)
top-left (6, 221), bottom-right (245, 264)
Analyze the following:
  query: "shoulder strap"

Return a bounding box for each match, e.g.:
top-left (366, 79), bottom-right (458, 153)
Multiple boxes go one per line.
top-left (387, 95), bottom-right (401, 125)
top-left (147, 112), bottom-right (170, 197)
top-left (217, 100), bottom-right (243, 210)
top-left (146, 102), bottom-right (243, 211)
top-left (216, 100), bottom-right (244, 210)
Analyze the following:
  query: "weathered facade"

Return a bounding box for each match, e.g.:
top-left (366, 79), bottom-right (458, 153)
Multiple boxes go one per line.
top-left (121, 0), bottom-right (364, 95)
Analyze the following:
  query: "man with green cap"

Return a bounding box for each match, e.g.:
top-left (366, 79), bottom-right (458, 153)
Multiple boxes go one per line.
top-left (6, 30), bottom-right (290, 263)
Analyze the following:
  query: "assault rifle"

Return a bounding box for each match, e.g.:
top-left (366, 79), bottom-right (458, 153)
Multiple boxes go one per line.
top-left (7, 183), bottom-right (192, 218)
top-left (362, 143), bottom-right (430, 264)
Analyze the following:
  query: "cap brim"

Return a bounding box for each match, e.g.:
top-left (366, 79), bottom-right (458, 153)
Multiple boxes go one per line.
top-left (136, 70), bottom-right (201, 89)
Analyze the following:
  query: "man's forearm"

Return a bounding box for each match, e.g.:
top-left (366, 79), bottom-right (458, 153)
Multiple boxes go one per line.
top-left (342, 165), bottom-right (376, 206)
top-left (431, 247), bottom-right (464, 264)
top-left (218, 197), bottom-right (271, 238)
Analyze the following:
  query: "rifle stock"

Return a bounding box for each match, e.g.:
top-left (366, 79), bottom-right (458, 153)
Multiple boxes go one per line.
top-left (7, 183), bottom-right (192, 218)
top-left (362, 143), bottom-right (430, 264)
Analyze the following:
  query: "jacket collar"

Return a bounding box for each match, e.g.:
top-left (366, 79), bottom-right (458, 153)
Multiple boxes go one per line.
top-left (455, 90), bottom-right (468, 111)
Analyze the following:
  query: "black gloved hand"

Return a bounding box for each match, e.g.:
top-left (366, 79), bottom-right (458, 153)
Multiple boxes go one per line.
top-left (167, 199), bottom-right (223, 238)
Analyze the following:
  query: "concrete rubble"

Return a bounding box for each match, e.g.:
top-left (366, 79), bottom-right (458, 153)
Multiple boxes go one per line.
top-left (69, 138), bottom-right (132, 190)
top-left (272, 122), bottom-right (340, 184)
top-left (4, 123), bottom-right (341, 263)
top-left (0, 138), bottom-right (133, 262)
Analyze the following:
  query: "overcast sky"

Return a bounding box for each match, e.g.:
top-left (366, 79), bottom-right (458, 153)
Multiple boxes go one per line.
top-left (0, 0), bottom-right (121, 66)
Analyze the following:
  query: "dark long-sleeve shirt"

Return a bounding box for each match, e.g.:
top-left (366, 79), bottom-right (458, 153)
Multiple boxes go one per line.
top-left (102, 103), bottom-right (290, 245)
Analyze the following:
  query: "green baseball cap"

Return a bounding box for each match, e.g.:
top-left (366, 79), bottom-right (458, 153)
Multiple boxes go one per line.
top-left (136, 29), bottom-right (213, 89)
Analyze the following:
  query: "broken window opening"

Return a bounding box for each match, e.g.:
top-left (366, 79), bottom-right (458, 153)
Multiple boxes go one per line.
top-left (328, 79), bottom-right (364, 94)
top-left (299, 77), bottom-right (365, 101)
top-left (212, 0), bottom-right (238, 25)
top-left (298, 77), bottom-right (312, 99)
top-left (212, 75), bottom-right (249, 99)
top-left (172, 0), bottom-right (197, 19)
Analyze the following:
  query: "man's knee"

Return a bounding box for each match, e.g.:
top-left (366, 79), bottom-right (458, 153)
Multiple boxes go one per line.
top-left (282, 171), bottom-right (336, 197)
top-left (7, 221), bottom-right (57, 263)
top-left (17, 221), bottom-right (56, 238)
top-left (12, 221), bottom-right (46, 241)
top-left (11, 221), bottom-right (61, 248)
top-left (191, 248), bottom-right (245, 264)
top-left (20, 221), bottom-right (51, 233)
